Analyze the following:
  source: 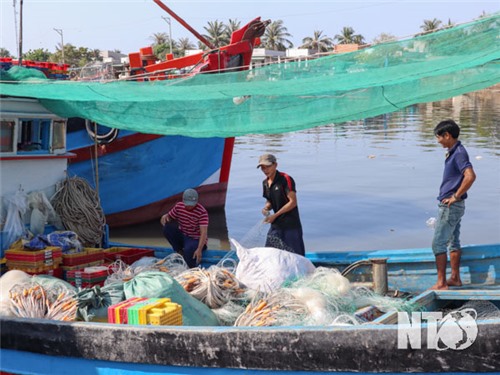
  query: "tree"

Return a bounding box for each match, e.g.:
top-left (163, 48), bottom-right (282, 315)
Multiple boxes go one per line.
top-left (0, 48), bottom-right (12, 58)
top-left (335, 26), bottom-right (365, 45)
top-left (420, 18), bottom-right (443, 33)
top-left (261, 20), bottom-right (293, 51)
top-left (150, 32), bottom-right (169, 46)
top-left (23, 48), bottom-right (51, 61)
top-left (52, 44), bottom-right (101, 67)
top-left (176, 37), bottom-right (195, 56)
top-left (300, 30), bottom-right (334, 53)
top-left (203, 20), bottom-right (228, 48)
top-left (372, 33), bottom-right (397, 44)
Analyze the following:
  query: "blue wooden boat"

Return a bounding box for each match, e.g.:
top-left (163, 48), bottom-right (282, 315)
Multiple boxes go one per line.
top-left (1, 243), bottom-right (499, 374)
top-left (66, 125), bottom-right (234, 227)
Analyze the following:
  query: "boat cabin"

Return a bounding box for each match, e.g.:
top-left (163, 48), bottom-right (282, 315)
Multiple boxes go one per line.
top-left (0, 97), bottom-right (70, 195)
top-left (0, 98), bottom-right (73, 250)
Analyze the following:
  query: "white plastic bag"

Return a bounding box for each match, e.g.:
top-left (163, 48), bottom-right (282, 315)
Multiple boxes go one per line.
top-left (0, 270), bottom-right (32, 316)
top-left (3, 190), bottom-right (28, 248)
top-left (232, 238), bottom-right (315, 292)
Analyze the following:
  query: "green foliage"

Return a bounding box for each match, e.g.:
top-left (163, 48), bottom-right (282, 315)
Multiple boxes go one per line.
top-left (203, 20), bottom-right (229, 48)
top-left (52, 44), bottom-right (102, 67)
top-left (261, 20), bottom-right (293, 51)
top-left (335, 26), bottom-right (365, 45)
top-left (23, 48), bottom-right (51, 62)
top-left (300, 31), bottom-right (334, 53)
top-left (0, 48), bottom-right (12, 58)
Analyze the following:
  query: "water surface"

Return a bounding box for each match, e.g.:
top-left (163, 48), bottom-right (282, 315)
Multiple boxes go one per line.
top-left (111, 87), bottom-right (500, 252)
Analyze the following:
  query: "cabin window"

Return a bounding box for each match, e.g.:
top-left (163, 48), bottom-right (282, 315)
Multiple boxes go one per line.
top-left (52, 120), bottom-right (66, 153)
top-left (0, 120), bottom-right (15, 153)
top-left (17, 119), bottom-right (51, 153)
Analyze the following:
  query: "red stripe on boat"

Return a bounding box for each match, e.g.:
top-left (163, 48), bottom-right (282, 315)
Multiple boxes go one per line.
top-left (70, 134), bottom-right (163, 163)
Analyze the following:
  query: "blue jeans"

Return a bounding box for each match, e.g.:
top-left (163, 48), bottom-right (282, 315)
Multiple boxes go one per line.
top-left (163, 223), bottom-right (206, 268)
top-left (432, 201), bottom-right (465, 255)
top-left (266, 226), bottom-right (305, 256)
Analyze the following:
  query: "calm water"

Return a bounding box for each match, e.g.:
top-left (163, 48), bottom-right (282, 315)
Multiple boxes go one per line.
top-left (111, 87), bottom-right (500, 252)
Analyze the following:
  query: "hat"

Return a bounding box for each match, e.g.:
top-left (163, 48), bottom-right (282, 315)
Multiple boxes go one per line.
top-left (182, 188), bottom-right (198, 206)
top-left (257, 154), bottom-right (277, 168)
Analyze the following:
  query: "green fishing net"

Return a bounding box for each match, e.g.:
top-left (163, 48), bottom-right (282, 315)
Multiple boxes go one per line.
top-left (1, 14), bottom-right (499, 138)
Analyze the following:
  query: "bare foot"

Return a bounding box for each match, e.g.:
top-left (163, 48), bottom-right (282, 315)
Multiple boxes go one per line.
top-left (446, 278), bottom-right (463, 287)
top-left (429, 283), bottom-right (449, 290)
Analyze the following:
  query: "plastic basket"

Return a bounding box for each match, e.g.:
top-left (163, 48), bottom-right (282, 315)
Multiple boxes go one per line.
top-left (104, 248), bottom-right (155, 265)
top-left (62, 248), bottom-right (105, 266)
top-left (5, 247), bottom-right (62, 262)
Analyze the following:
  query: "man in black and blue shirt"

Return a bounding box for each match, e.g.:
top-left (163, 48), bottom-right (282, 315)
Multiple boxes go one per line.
top-left (257, 154), bottom-right (305, 256)
top-left (431, 120), bottom-right (476, 290)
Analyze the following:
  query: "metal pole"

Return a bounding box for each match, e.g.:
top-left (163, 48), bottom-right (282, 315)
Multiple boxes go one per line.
top-left (18, 0), bottom-right (23, 65)
top-left (162, 16), bottom-right (173, 55)
top-left (370, 258), bottom-right (388, 295)
top-left (53, 28), bottom-right (64, 64)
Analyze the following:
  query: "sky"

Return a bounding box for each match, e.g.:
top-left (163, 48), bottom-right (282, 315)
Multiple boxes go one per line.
top-left (1, 0), bottom-right (498, 57)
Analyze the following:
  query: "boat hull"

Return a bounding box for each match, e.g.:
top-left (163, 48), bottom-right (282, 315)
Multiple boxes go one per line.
top-left (1, 316), bottom-right (499, 373)
top-left (1, 243), bottom-right (500, 374)
top-left (67, 129), bottom-right (234, 227)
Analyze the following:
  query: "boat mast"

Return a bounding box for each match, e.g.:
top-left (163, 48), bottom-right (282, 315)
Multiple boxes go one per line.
top-left (18, 0), bottom-right (23, 64)
top-left (152, 0), bottom-right (215, 50)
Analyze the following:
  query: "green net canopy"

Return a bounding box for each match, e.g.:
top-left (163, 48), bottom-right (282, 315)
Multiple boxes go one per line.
top-left (1, 14), bottom-right (499, 138)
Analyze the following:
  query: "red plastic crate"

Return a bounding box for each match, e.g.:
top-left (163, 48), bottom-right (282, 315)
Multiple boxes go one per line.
top-left (6, 247), bottom-right (62, 262)
top-left (62, 248), bottom-right (105, 266)
top-left (66, 268), bottom-right (108, 282)
top-left (104, 248), bottom-right (155, 265)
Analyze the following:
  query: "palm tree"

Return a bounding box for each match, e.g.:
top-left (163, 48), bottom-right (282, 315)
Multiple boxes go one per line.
top-left (177, 37), bottom-right (195, 56)
top-left (203, 20), bottom-right (228, 48)
top-left (334, 26), bottom-right (365, 45)
top-left (300, 31), bottom-right (334, 53)
top-left (261, 20), bottom-right (293, 51)
top-left (150, 32), bottom-right (169, 46)
top-left (225, 19), bottom-right (241, 42)
top-left (420, 18), bottom-right (443, 33)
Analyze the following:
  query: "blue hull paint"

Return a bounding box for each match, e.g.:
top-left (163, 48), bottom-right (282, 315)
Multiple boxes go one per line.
top-left (3, 349), bottom-right (493, 375)
top-left (67, 132), bottom-right (225, 214)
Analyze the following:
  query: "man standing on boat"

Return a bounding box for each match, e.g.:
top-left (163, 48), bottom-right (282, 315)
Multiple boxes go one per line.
top-left (258, 154), bottom-right (305, 256)
top-left (160, 188), bottom-right (208, 268)
top-left (431, 120), bottom-right (476, 290)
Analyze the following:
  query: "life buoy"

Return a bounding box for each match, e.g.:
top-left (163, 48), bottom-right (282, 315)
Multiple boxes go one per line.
top-left (85, 120), bottom-right (119, 144)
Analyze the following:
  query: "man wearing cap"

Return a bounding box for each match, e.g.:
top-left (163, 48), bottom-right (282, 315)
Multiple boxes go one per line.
top-left (257, 154), bottom-right (305, 256)
top-left (160, 188), bottom-right (209, 268)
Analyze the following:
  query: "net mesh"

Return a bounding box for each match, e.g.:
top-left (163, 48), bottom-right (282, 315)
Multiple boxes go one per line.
top-left (1, 14), bottom-right (499, 138)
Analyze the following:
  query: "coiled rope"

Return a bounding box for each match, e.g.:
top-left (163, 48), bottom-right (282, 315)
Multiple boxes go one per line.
top-left (51, 177), bottom-right (106, 247)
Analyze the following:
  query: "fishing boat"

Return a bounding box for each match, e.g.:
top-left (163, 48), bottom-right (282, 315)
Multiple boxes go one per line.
top-left (1, 11), bottom-right (499, 375)
top-left (1, 243), bottom-right (499, 374)
top-left (65, 5), bottom-right (269, 227)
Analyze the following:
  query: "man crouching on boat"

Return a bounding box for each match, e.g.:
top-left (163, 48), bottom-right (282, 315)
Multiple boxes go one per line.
top-left (430, 120), bottom-right (476, 290)
top-left (160, 188), bottom-right (208, 268)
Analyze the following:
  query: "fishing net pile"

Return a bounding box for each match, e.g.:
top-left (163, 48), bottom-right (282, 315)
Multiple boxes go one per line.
top-left (2, 239), bottom-right (499, 327)
top-left (1, 14), bottom-right (498, 137)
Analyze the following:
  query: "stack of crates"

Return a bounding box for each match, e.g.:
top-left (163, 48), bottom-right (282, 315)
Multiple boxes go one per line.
top-left (0, 57), bottom-right (13, 70)
top-left (66, 267), bottom-right (109, 288)
top-left (5, 246), bottom-right (63, 276)
top-left (104, 247), bottom-right (155, 265)
top-left (108, 297), bottom-right (182, 326)
top-left (62, 248), bottom-right (105, 280)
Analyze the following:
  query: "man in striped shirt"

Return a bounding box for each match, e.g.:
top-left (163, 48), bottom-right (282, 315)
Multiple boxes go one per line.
top-left (161, 189), bottom-right (209, 268)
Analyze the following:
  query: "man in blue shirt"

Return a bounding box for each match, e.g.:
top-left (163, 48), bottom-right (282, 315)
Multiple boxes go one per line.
top-left (431, 120), bottom-right (476, 290)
